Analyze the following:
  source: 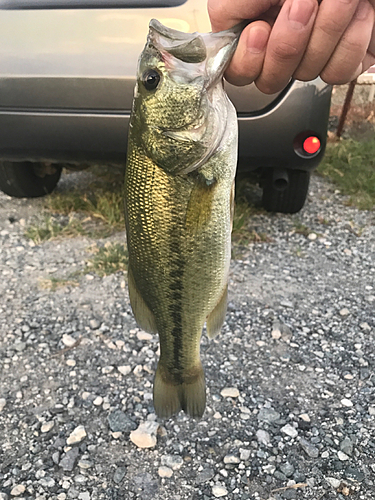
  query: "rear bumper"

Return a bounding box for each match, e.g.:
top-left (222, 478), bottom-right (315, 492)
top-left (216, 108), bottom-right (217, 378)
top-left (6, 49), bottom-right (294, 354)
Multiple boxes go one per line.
top-left (0, 79), bottom-right (332, 170)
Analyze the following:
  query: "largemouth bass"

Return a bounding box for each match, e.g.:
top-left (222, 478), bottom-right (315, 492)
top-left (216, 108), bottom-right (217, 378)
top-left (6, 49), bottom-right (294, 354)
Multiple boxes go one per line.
top-left (124, 19), bottom-right (240, 419)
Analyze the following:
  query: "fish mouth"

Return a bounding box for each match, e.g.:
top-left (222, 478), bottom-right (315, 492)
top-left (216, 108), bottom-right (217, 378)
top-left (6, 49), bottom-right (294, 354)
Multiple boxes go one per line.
top-left (162, 114), bottom-right (206, 143)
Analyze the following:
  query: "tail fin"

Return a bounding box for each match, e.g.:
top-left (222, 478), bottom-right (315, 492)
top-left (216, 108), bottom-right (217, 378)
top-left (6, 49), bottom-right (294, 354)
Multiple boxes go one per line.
top-left (153, 363), bottom-right (206, 419)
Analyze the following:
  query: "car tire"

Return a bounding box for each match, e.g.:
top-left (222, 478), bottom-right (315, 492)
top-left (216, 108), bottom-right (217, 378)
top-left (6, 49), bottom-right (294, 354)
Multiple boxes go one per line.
top-left (262, 169), bottom-right (310, 214)
top-left (0, 161), bottom-right (62, 198)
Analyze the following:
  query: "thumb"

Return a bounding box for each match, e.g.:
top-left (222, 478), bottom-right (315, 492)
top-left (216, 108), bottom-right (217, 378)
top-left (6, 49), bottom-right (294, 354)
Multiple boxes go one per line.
top-left (208, 0), bottom-right (282, 32)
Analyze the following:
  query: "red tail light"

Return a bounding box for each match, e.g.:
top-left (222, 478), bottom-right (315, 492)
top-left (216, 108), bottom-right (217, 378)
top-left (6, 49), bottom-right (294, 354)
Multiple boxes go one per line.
top-left (303, 136), bottom-right (321, 155)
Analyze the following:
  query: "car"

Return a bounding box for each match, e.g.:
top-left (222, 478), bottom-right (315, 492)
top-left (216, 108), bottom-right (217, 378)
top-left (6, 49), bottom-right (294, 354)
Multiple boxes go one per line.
top-left (0, 0), bottom-right (332, 213)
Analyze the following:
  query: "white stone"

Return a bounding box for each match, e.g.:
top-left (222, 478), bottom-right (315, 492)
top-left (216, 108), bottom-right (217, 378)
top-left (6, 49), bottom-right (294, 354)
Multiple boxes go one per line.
top-left (101, 365), bottom-right (114, 374)
top-left (67, 425), bottom-right (87, 445)
top-left (41, 421), bottom-right (54, 433)
top-left (11, 485), bottom-right (26, 496)
top-left (161, 454), bottom-right (184, 470)
top-left (212, 485), bottom-right (228, 497)
top-left (299, 413), bottom-right (311, 422)
top-left (308, 233), bottom-right (317, 240)
top-left (220, 387), bottom-right (240, 398)
top-left (271, 328), bottom-right (282, 340)
top-left (338, 451), bottom-right (349, 461)
top-left (369, 406), bottom-right (375, 416)
top-left (213, 412), bottom-right (222, 419)
top-left (93, 396), bottom-right (103, 406)
top-left (158, 466), bottom-right (173, 478)
top-left (281, 424), bottom-right (298, 438)
top-left (118, 365), bottom-right (131, 376)
top-left (256, 429), bottom-right (271, 445)
top-left (341, 398), bottom-right (353, 407)
top-left (137, 331), bottom-right (153, 341)
top-left (66, 359), bottom-right (76, 367)
top-left (0, 398), bottom-right (6, 412)
top-left (62, 334), bottom-right (76, 347)
top-left (223, 454), bottom-right (240, 465)
top-left (326, 477), bottom-right (341, 489)
top-left (339, 308), bottom-right (350, 317)
top-left (240, 449), bottom-right (251, 461)
top-left (130, 421), bottom-right (159, 449)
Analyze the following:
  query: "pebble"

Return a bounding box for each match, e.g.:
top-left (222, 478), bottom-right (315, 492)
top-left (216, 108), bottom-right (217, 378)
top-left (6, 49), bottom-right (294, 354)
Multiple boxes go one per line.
top-left (158, 466), bottom-right (173, 478)
top-left (113, 467), bottom-right (127, 485)
top-left (93, 396), bottom-right (103, 406)
top-left (308, 232), bottom-right (317, 240)
top-left (256, 429), bottom-right (271, 446)
top-left (340, 437), bottom-right (353, 456)
top-left (240, 449), bottom-right (251, 461)
top-left (326, 477), bottom-right (341, 489)
top-left (10, 485), bottom-right (25, 497)
top-left (369, 406), bottom-right (375, 416)
top-left (281, 424), bottom-right (298, 438)
top-left (161, 454), bottom-right (184, 470)
top-left (258, 408), bottom-right (280, 423)
top-left (39, 476), bottom-right (55, 487)
top-left (280, 462), bottom-right (295, 477)
top-left (212, 485), bottom-right (228, 497)
top-left (341, 398), bottom-right (353, 407)
top-left (0, 398), bottom-right (6, 412)
top-left (62, 334), bottom-right (77, 347)
top-left (299, 413), bottom-right (310, 422)
top-left (130, 421), bottom-right (159, 448)
top-left (118, 365), bottom-right (132, 376)
top-left (41, 421), bottom-right (54, 433)
top-left (339, 308), bottom-right (350, 317)
top-left (195, 468), bottom-right (215, 484)
top-left (299, 438), bottom-right (319, 458)
top-left (0, 493), bottom-right (8, 500)
top-left (67, 425), bottom-right (87, 445)
top-left (78, 493), bottom-right (90, 500)
top-left (59, 447), bottom-right (80, 471)
top-left (107, 409), bottom-right (137, 433)
top-left (137, 331), bottom-right (153, 341)
top-left (220, 387), bottom-right (240, 398)
top-left (89, 319), bottom-right (101, 329)
top-left (223, 454), bottom-right (240, 465)
top-left (338, 451), bottom-right (350, 461)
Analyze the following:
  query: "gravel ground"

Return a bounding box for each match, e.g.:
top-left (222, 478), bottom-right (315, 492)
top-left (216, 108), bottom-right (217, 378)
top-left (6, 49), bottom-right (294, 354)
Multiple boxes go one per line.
top-left (0, 171), bottom-right (374, 500)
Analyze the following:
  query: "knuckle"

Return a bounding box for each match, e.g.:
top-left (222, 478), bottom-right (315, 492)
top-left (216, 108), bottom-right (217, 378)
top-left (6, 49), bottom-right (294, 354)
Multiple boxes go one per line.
top-left (272, 41), bottom-right (300, 62)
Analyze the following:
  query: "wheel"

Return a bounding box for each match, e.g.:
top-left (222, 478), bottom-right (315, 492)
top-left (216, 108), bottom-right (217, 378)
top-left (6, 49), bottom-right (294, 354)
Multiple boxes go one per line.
top-left (262, 168), bottom-right (310, 214)
top-left (0, 161), bottom-right (62, 198)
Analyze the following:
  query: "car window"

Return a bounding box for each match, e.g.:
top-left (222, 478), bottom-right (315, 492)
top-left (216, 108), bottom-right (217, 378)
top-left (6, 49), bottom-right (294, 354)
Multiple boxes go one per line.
top-left (0, 0), bottom-right (187, 8)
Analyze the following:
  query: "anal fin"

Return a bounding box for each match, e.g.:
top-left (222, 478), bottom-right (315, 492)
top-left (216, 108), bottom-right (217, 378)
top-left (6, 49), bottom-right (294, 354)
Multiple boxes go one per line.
top-left (127, 266), bottom-right (157, 334)
top-left (206, 284), bottom-right (228, 339)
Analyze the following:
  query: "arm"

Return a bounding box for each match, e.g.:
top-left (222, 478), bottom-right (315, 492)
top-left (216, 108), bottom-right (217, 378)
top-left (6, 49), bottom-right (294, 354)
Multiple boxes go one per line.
top-left (208, 0), bottom-right (375, 93)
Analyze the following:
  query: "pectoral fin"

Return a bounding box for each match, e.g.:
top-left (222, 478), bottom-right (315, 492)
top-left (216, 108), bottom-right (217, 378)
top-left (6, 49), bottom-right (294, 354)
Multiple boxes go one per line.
top-left (206, 285), bottom-right (228, 339)
top-left (128, 267), bottom-right (157, 334)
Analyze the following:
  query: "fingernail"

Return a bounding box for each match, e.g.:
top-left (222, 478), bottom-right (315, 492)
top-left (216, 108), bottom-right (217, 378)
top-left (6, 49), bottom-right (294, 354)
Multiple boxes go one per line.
top-left (355, 0), bottom-right (371, 20)
top-left (246, 27), bottom-right (269, 54)
top-left (289, 0), bottom-right (315, 29)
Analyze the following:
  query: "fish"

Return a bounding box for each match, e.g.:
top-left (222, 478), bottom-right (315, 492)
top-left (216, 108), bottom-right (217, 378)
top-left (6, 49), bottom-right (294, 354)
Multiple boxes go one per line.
top-left (124, 19), bottom-right (241, 419)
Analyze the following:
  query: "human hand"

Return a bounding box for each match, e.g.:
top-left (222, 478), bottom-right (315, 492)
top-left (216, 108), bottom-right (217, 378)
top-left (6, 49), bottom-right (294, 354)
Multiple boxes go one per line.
top-left (208, 0), bottom-right (375, 93)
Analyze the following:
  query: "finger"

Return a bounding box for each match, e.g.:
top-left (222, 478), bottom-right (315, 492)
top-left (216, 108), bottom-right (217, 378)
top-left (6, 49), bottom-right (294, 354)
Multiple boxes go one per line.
top-left (208, 0), bottom-right (283, 32)
top-left (320, 1), bottom-right (375, 84)
top-left (255, 0), bottom-right (319, 93)
top-left (294, 0), bottom-right (361, 81)
top-left (225, 22), bottom-right (271, 86)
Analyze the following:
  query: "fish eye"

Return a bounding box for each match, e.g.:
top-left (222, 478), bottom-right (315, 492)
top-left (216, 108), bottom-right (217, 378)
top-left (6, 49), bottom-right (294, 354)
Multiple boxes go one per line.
top-left (142, 69), bottom-right (161, 91)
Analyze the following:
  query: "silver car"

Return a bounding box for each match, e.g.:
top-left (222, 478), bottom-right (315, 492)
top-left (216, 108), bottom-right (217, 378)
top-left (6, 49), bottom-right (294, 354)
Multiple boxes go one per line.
top-left (0, 0), bottom-right (332, 213)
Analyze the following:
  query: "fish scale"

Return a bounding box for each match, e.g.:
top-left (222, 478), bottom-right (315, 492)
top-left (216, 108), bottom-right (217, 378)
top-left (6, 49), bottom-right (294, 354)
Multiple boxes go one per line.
top-left (124, 19), bottom-right (241, 418)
